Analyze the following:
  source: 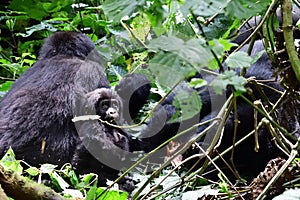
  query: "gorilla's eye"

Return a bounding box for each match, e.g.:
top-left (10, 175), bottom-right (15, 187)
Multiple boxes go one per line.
top-left (110, 99), bottom-right (119, 109)
top-left (99, 99), bottom-right (119, 109)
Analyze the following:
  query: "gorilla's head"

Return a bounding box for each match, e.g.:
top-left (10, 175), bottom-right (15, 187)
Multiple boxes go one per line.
top-left (86, 88), bottom-right (123, 123)
top-left (39, 32), bottom-right (96, 60)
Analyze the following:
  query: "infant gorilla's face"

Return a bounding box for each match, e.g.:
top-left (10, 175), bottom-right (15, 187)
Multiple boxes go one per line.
top-left (98, 99), bottom-right (120, 122)
top-left (85, 87), bottom-right (123, 124)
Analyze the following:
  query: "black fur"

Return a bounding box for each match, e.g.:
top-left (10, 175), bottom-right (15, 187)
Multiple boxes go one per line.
top-left (217, 45), bottom-right (283, 175)
top-left (115, 73), bottom-right (151, 123)
top-left (187, 41), bottom-right (285, 177)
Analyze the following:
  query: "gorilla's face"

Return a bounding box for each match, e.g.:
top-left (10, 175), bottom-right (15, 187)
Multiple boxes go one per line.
top-left (86, 88), bottom-right (123, 124)
top-left (98, 98), bottom-right (120, 122)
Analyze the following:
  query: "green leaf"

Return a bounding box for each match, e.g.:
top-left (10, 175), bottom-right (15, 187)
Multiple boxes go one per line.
top-left (93, 187), bottom-right (129, 200)
top-left (9, 0), bottom-right (48, 20)
top-left (225, 51), bottom-right (252, 69)
top-left (40, 163), bottom-right (57, 174)
top-left (218, 39), bottom-right (237, 51)
top-left (102, 0), bottom-right (145, 22)
top-left (61, 165), bottom-right (79, 187)
top-left (25, 167), bottom-right (40, 176)
top-left (148, 35), bottom-right (184, 52)
top-left (0, 148), bottom-right (23, 174)
top-left (211, 71), bottom-right (247, 94)
top-left (0, 81), bottom-right (14, 93)
top-left (148, 52), bottom-right (192, 87)
top-left (148, 36), bottom-right (212, 69)
top-left (181, 0), bottom-right (228, 17)
top-left (226, 0), bottom-right (271, 19)
top-left (49, 171), bottom-right (70, 190)
top-left (86, 185), bottom-right (97, 200)
top-left (5, 19), bottom-right (15, 30)
top-left (231, 75), bottom-right (248, 95)
top-left (130, 14), bottom-right (151, 42)
top-left (208, 39), bottom-right (237, 68)
top-left (77, 173), bottom-right (98, 188)
top-left (250, 50), bottom-right (265, 64)
top-left (17, 21), bottom-right (57, 37)
top-left (189, 78), bottom-right (207, 89)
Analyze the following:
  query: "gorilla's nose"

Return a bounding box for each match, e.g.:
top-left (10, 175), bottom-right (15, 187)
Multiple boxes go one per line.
top-left (106, 107), bottom-right (119, 120)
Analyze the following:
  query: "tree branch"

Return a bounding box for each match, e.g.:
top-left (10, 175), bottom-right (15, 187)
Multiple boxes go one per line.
top-left (0, 165), bottom-right (68, 200)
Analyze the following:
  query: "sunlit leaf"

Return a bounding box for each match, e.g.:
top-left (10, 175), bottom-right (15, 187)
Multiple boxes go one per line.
top-left (0, 148), bottom-right (23, 174)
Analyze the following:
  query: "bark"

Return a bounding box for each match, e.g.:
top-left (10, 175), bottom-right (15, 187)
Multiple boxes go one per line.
top-left (0, 165), bottom-right (68, 200)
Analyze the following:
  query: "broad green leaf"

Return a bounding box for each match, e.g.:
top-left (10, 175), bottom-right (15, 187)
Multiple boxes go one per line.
top-left (93, 187), bottom-right (128, 200)
top-left (181, 0), bottom-right (228, 17)
top-left (25, 167), bottom-right (40, 176)
top-left (77, 173), bottom-right (98, 188)
top-left (226, 0), bottom-right (271, 19)
top-left (86, 185), bottom-right (97, 200)
top-left (9, 0), bottom-right (48, 20)
top-left (231, 75), bottom-right (248, 95)
top-left (0, 148), bottom-right (23, 174)
top-left (102, 0), bottom-right (145, 23)
top-left (130, 14), bottom-right (151, 43)
top-left (148, 35), bottom-right (184, 52)
top-left (211, 71), bottom-right (247, 94)
top-left (148, 36), bottom-right (212, 70)
top-left (218, 39), bottom-right (237, 51)
top-left (0, 81), bottom-right (14, 92)
top-left (209, 39), bottom-right (237, 66)
top-left (17, 21), bottom-right (57, 37)
top-left (250, 50), bottom-right (265, 64)
top-left (148, 51), bottom-right (196, 89)
top-left (225, 51), bottom-right (252, 69)
top-left (61, 165), bottom-right (79, 187)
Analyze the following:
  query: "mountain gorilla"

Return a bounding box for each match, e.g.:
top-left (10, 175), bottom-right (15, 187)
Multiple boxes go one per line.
top-left (0, 32), bottom-right (151, 190)
top-left (130, 40), bottom-right (293, 179)
top-left (0, 32), bottom-right (109, 167)
top-left (196, 41), bottom-right (285, 177)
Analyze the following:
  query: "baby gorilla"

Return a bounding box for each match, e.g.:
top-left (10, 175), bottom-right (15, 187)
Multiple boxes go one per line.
top-left (72, 87), bottom-right (136, 190)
